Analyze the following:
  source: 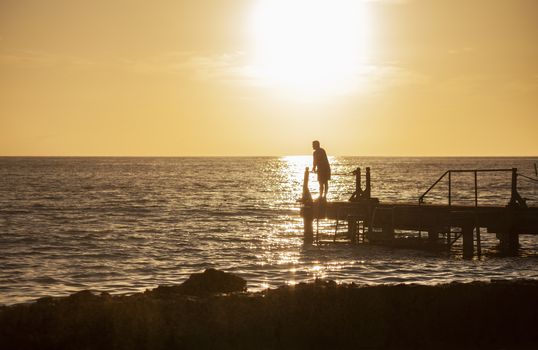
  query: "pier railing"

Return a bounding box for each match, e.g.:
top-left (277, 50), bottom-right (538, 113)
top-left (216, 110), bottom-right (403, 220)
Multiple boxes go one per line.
top-left (418, 168), bottom-right (527, 208)
top-left (302, 165), bottom-right (532, 208)
top-left (300, 167), bottom-right (373, 203)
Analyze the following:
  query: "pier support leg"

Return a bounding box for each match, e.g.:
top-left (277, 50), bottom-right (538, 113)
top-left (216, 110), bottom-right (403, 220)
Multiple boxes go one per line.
top-left (497, 232), bottom-right (519, 256)
top-left (348, 219), bottom-right (357, 244)
top-left (303, 211), bottom-right (314, 244)
top-left (462, 226), bottom-right (474, 259)
top-left (427, 229), bottom-right (439, 242)
top-left (381, 225), bottom-right (394, 241)
top-left (476, 227), bottom-right (482, 257)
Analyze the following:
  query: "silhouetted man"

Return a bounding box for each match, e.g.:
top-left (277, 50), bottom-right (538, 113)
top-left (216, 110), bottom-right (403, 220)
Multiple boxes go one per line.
top-left (312, 140), bottom-right (331, 199)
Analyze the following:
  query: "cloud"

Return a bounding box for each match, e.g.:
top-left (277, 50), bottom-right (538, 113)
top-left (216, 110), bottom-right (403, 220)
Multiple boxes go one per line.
top-left (0, 48), bottom-right (429, 96)
top-left (116, 51), bottom-right (195, 75)
top-left (355, 64), bottom-right (429, 89)
top-left (121, 51), bottom-right (252, 83)
top-left (433, 73), bottom-right (538, 97)
top-left (0, 49), bottom-right (94, 68)
top-left (124, 50), bottom-right (429, 96)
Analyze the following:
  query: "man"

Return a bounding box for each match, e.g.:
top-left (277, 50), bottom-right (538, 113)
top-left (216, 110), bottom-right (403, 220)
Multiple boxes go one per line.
top-left (312, 140), bottom-right (331, 199)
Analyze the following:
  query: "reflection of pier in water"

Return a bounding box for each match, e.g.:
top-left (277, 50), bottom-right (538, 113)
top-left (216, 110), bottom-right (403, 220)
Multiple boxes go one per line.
top-left (299, 167), bottom-right (538, 258)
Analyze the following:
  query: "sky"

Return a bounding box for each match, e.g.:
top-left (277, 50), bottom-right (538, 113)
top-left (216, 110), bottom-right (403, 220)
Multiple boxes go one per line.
top-left (1, 0), bottom-right (537, 156)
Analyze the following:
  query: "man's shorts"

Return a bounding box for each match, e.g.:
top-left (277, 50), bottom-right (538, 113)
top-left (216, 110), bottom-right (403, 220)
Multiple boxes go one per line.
top-left (317, 168), bottom-right (331, 183)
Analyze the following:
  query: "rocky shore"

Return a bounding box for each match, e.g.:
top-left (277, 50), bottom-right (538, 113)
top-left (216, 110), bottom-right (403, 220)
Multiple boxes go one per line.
top-left (1, 269), bottom-right (537, 349)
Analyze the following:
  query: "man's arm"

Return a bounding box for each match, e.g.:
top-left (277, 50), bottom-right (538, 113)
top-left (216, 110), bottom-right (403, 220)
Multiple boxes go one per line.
top-left (312, 153), bottom-right (317, 172)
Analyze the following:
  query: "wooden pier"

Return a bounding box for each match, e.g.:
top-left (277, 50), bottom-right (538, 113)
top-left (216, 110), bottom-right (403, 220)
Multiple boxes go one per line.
top-left (299, 167), bottom-right (538, 258)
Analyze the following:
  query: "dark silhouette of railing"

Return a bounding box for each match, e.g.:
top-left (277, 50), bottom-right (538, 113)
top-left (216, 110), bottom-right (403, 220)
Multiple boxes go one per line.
top-left (300, 167), bottom-right (372, 203)
top-left (418, 168), bottom-right (527, 208)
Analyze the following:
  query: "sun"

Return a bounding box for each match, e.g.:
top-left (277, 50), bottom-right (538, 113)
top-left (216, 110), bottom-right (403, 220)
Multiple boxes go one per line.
top-left (249, 0), bottom-right (370, 98)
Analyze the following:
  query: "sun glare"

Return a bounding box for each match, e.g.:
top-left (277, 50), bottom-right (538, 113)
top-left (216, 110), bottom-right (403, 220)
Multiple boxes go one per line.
top-left (249, 0), bottom-right (369, 98)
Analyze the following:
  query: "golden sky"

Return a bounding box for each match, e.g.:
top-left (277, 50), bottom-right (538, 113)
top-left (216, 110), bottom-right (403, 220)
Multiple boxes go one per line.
top-left (1, 0), bottom-right (537, 156)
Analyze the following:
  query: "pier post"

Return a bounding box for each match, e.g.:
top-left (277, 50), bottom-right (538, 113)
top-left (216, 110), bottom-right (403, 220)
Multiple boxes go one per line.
top-left (365, 167), bottom-right (371, 199)
top-left (356, 168), bottom-right (361, 196)
top-left (348, 219), bottom-right (357, 244)
top-left (475, 214), bottom-right (482, 256)
top-left (475, 227), bottom-right (482, 257)
top-left (302, 167), bottom-right (313, 203)
top-left (427, 228), bottom-right (439, 242)
top-left (462, 225), bottom-right (474, 258)
top-left (508, 168), bottom-right (526, 208)
top-left (496, 208), bottom-right (520, 255)
top-left (301, 167), bottom-right (314, 244)
top-left (350, 167), bottom-right (363, 201)
top-left (303, 209), bottom-right (314, 244)
top-left (381, 207), bottom-right (395, 240)
top-left (498, 232), bottom-right (519, 256)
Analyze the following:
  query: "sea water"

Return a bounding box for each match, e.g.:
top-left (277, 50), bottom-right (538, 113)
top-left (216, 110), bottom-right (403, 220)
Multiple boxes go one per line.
top-left (1, 157), bottom-right (537, 304)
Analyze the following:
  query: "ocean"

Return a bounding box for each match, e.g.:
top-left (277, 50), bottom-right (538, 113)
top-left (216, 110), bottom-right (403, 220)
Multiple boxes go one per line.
top-left (1, 156), bottom-right (537, 305)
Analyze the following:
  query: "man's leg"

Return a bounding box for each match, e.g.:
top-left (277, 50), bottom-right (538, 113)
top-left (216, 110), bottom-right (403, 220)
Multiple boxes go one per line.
top-left (324, 180), bottom-right (329, 197)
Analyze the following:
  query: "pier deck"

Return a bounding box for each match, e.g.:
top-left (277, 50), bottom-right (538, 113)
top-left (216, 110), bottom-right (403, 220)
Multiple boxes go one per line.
top-left (299, 167), bottom-right (538, 257)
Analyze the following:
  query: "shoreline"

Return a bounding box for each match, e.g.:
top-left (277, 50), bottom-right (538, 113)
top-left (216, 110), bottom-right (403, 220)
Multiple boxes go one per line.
top-left (2, 271), bottom-right (537, 349)
top-left (1, 276), bottom-right (534, 308)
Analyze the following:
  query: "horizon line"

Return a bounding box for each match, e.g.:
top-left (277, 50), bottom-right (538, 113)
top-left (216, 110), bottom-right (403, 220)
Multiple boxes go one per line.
top-left (1, 155), bottom-right (537, 158)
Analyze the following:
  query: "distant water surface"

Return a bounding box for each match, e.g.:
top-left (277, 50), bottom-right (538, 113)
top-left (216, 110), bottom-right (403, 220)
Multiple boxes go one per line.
top-left (1, 157), bottom-right (537, 304)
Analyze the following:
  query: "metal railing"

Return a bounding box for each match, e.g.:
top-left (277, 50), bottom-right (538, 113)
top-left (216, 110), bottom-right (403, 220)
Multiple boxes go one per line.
top-left (418, 168), bottom-right (526, 208)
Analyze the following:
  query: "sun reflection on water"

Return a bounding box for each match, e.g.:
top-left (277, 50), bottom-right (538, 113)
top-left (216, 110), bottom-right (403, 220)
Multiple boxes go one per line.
top-left (280, 155), bottom-right (311, 189)
top-left (280, 154), bottom-right (341, 201)
top-left (275, 251), bottom-right (299, 265)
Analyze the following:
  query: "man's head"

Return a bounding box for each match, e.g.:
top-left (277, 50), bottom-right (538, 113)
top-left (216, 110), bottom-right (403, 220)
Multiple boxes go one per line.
top-left (312, 140), bottom-right (320, 150)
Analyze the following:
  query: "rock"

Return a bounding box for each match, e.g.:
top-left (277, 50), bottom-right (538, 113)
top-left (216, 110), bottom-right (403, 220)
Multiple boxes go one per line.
top-left (36, 296), bottom-right (55, 305)
top-left (178, 269), bottom-right (247, 296)
top-left (151, 285), bottom-right (183, 296)
top-left (150, 269), bottom-right (247, 297)
top-left (67, 290), bottom-right (99, 302)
